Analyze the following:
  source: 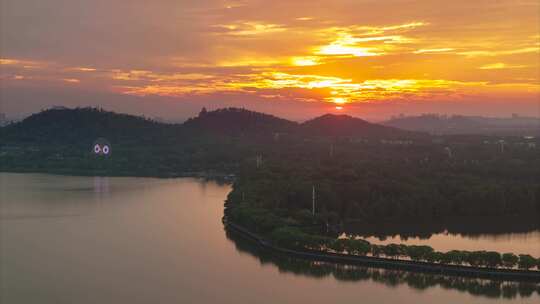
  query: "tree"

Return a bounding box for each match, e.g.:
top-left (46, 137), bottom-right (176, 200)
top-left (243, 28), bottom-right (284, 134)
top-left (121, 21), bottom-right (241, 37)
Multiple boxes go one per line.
top-left (269, 226), bottom-right (306, 249)
top-left (329, 239), bottom-right (347, 253)
top-left (382, 244), bottom-right (401, 259)
top-left (466, 251), bottom-right (486, 267)
top-left (442, 250), bottom-right (467, 265)
top-left (345, 238), bottom-right (370, 256)
top-left (425, 251), bottom-right (443, 263)
top-left (502, 253), bottom-right (518, 268)
top-left (518, 254), bottom-right (536, 270)
top-left (304, 234), bottom-right (329, 251)
top-left (483, 251), bottom-right (502, 268)
top-left (371, 245), bottom-right (383, 257)
top-left (406, 245), bottom-right (434, 261)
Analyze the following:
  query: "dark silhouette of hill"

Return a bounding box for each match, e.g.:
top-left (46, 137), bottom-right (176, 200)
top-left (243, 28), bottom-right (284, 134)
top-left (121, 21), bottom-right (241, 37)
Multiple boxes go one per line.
top-left (300, 114), bottom-right (420, 138)
top-left (1, 107), bottom-right (169, 145)
top-left (1, 107), bottom-right (424, 146)
top-left (183, 107), bottom-right (297, 136)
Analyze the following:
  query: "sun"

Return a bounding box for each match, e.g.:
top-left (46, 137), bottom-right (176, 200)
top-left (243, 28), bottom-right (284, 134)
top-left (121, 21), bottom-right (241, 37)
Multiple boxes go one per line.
top-left (330, 97), bottom-right (348, 104)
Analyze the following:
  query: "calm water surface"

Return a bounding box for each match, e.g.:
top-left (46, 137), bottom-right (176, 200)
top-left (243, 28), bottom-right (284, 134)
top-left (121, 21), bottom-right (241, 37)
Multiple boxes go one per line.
top-left (364, 232), bottom-right (540, 256)
top-left (1, 173), bottom-right (538, 303)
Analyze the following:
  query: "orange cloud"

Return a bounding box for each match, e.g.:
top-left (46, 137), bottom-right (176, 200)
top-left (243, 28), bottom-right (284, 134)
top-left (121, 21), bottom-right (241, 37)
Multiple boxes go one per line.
top-left (1, 1), bottom-right (538, 117)
top-left (214, 22), bottom-right (286, 36)
top-left (414, 48), bottom-right (455, 54)
top-left (479, 63), bottom-right (527, 70)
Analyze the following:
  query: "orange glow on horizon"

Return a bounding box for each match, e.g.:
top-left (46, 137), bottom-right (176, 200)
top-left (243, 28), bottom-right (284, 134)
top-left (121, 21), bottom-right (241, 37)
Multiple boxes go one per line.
top-left (330, 97), bottom-right (348, 105)
top-left (1, 1), bottom-right (539, 117)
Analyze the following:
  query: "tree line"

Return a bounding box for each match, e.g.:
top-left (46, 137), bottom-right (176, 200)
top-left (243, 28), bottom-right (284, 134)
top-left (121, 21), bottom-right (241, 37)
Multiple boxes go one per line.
top-left (227, 229), bottom-right (540, 299)
top-left (227, 203), bottom-right (540, 271)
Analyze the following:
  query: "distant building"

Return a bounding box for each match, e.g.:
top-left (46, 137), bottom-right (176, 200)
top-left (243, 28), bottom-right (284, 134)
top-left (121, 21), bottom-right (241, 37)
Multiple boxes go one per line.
top-left (199, 107), bottom-right (208, 117)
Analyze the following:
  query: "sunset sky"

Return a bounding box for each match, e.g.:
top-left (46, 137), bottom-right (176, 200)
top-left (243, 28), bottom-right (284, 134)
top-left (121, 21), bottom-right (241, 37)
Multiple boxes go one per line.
top-left (1, 0), bottom-right (539, 121)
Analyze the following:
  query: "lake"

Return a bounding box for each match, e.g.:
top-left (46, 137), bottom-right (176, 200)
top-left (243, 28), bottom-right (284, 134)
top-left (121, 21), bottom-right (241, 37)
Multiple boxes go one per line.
top-left (1, 173), bottom-right (538, 303)
top-left (363, 231), bottom-right (540, 256)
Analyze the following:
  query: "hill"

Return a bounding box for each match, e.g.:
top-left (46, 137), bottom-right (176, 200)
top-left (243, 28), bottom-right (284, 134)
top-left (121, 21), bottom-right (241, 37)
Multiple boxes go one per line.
top-left (1, 107), bottom-right (427, 146)
top-left (0, 107), bottom-right (169, 145)
top-left (300, 114), bottom-right (420, 138)
top-left (183, 107), bottom-right (297, 136)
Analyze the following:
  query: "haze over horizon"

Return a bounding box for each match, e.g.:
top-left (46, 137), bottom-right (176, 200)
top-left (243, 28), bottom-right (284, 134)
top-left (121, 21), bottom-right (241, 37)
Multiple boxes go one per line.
top-left (1, 0), bottom-right (539, 121)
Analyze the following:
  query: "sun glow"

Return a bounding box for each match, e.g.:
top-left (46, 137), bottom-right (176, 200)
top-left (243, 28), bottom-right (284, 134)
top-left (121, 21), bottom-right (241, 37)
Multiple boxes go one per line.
top-left (114, 68), bottom-right (532, 105)
top-left (291, 56), bottom-right (321, 66)
top-left (330, 97), bottom-right (348, 104)
top-left (316, 33), bottom-right (384, 57)
top-left (2, 3), bottom-right (538, 114)
top-left (216, 22), bottom-right (286, 36)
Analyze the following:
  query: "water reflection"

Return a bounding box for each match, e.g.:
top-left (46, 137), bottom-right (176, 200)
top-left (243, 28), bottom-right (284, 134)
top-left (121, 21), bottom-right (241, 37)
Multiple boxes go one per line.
top-left (225, 229), bottom-right (540, 300)
top-left (2, 173), bottom-right (539, 304)
top-left (93, 176), bottom-right (110, 195)
top-left (0, 174), bottom-right (112, 220)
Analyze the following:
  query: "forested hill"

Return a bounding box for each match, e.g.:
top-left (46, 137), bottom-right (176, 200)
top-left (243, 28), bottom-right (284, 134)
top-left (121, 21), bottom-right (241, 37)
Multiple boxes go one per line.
top-left (1, 107), bottom-right (422, 145)
top-left (0, 107), bottom-right (171, 145)
top-left (300, 114), bottom-right (422, 138)
top-left (183, 107), bottom-right (297, 136)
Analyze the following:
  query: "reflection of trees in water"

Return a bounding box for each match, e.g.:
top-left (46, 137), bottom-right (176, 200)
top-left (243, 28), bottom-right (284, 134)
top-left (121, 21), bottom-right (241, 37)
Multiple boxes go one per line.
top-left (226, 230), bottom-right (540, 300)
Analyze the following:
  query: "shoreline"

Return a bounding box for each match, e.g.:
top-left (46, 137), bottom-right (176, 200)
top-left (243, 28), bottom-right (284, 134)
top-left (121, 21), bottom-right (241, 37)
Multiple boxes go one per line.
top-left (0, 168), bottom-right (235, 183)
top-left (222, 216), bottom-right (540, 282)
top-left (3, 170), bottom-right (538, 281)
